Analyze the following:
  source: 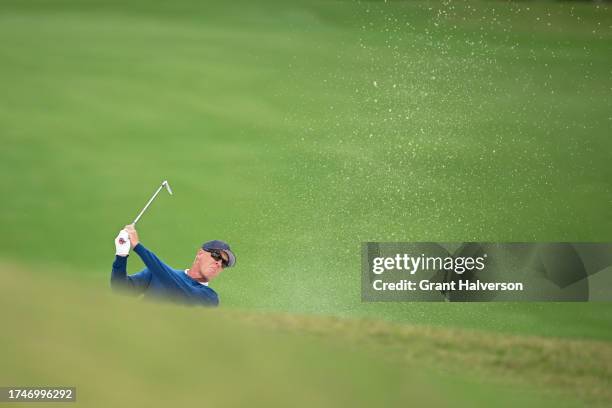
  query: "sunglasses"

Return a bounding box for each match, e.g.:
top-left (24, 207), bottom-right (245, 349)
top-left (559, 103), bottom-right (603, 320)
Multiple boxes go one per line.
top-left (206, 249), bottom-right (229, 268)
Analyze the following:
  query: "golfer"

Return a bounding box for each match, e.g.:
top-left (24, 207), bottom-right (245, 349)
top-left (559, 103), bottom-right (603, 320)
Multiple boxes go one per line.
top-left (111, 224), bottom-right (236, 307)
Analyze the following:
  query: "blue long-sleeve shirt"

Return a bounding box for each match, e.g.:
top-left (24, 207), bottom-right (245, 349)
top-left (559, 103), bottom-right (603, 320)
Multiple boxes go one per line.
top-left (111, 243), bottom-right (219, 307)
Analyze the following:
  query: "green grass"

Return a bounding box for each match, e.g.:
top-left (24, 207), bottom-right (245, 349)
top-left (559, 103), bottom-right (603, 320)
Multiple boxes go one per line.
top-left (1, 0), bottom-right (611, 340)
top-left (1, 262), bottom-right (604, 407)
top-left (0, 1), bottom-right (611, 402)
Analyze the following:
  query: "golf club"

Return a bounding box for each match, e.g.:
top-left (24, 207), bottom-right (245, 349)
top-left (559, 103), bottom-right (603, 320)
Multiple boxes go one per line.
top-left (132, 180), bottom-right (173, 225)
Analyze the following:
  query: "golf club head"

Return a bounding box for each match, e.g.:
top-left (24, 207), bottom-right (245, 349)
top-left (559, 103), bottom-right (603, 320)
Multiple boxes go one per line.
top-left (132, 180), bottom-right (174, 225)
top-left (162, 180), bottom-right (173, 195)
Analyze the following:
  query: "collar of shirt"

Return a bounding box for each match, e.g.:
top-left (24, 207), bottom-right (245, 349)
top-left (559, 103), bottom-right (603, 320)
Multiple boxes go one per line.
top-left (185, 269), bottom-right (209, 286)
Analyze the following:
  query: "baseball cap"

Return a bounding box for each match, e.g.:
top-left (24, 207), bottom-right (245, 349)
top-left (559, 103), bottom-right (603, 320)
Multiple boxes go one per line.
top-left (202, 240), bottom-right (236, 268)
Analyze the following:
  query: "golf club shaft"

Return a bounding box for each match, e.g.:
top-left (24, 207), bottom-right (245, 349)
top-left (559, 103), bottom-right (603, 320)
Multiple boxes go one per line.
top-left (133, 184), bottom-right (164, 225)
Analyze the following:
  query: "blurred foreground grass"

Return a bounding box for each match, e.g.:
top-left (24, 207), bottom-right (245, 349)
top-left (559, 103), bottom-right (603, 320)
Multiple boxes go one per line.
top-left (1, 261), bottom-right (609, 407)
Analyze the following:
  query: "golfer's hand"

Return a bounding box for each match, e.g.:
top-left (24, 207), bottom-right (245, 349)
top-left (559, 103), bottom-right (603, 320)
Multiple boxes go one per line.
top-left (124, 224), bottom-right (140, 249)
top-left (115, 229), bottom-right (130, 256)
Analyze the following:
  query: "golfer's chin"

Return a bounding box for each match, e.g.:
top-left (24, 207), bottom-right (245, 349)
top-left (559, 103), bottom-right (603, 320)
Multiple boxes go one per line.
top-left (202, 268), bottom-right (217, 279)
top-left (206, 268), bottom-right (222, 279)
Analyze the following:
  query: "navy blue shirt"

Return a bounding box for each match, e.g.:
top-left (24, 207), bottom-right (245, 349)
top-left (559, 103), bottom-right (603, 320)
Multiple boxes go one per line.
top-left (111, 243), bottom-right (219, 307)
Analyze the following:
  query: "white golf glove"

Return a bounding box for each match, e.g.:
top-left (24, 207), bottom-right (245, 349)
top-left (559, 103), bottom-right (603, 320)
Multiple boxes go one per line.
top-left (115, 229), bottom-right (131, 256)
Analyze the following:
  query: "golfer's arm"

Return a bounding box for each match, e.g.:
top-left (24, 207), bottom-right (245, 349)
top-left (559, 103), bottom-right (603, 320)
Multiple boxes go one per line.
top-left (132, 243), bottom-right (190, 292)
top-left (110, 255), bottom-right (151, 293)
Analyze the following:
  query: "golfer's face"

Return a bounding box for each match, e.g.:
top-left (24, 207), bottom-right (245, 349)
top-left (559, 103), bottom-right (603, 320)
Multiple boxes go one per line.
top-left (200, 250), bottom-right (227, 280)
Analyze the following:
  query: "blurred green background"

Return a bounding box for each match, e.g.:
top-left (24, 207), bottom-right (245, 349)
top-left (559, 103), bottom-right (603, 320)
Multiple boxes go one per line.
top-left (1, 0), bottom-right (611, 406)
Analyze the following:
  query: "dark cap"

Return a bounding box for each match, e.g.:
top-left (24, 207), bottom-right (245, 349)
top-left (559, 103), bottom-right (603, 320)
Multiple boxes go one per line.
top-left (202, 240), bottom-right (236, 267)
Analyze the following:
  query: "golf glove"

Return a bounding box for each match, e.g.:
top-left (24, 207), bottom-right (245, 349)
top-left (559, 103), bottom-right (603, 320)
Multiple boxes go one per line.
top-left (115, 229), bottom-right (131, 256)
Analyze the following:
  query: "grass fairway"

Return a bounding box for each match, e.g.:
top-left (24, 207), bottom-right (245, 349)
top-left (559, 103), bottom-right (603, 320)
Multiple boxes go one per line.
top-left (0, 0), bottom-right (611, 405)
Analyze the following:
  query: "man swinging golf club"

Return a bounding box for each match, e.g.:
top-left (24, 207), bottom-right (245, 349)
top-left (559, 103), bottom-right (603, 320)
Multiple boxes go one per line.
top-left (110, 181), bottom-right (236, 307)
